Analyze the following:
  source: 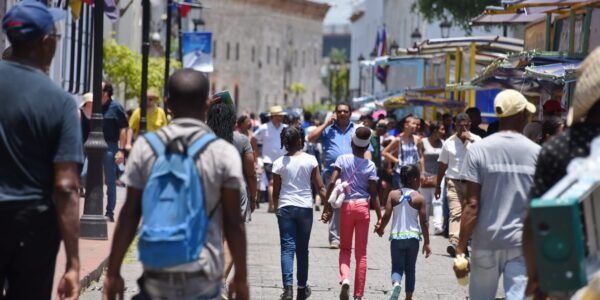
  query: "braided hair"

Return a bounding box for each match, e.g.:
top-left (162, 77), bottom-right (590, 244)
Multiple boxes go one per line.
top-left (280, 126), bottom-right (305, 152)
top-left (207, 102), bottom-right (236, 143)
top-left (400, 164), bottom-right (420, 187)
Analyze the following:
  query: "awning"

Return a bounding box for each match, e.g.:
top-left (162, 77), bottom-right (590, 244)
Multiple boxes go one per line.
top-left (524, 62), bottom-right (581, 83)
top-left (471, 12), bottom-right (545, 25)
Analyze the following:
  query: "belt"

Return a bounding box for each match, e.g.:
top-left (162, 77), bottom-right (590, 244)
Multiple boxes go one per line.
top-left (447, 178), bottom-right (467, 183)
top-left (144, 269), bottom-right (206, 283)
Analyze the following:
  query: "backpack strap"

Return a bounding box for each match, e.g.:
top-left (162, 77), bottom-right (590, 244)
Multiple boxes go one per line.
top-left (187, 133), bottom-right (218, 158)
top-left (144, 132), bottom-right (166, 156)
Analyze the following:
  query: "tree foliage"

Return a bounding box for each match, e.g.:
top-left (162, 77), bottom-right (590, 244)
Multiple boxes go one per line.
top-left (328, 48), bottom-right (350, 104)
top-left (103, 39), bottom-right (180, 101)
top-left (414, 0), bottom-right (500, 31)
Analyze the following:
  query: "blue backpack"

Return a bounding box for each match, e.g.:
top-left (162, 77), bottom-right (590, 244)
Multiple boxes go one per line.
top-left (138, 131), bottom-right (217, 269)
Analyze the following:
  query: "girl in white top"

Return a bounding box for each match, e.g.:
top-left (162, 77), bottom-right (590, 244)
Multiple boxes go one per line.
top-left (419, 121), bottom-right (446, 234)
top-left (273, 126), bottom-right (326, 300)
top-left (377, 165), bottom-right (431, 300)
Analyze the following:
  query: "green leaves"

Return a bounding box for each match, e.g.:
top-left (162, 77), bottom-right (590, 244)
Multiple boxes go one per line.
top-left (103, 39), bottom-right (181, 101)
top-left (415, 0), bottom-right (501, 32)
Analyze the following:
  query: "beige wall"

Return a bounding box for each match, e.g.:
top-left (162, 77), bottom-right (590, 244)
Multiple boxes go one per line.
top-left (201, 0), bottom-right (325, 114)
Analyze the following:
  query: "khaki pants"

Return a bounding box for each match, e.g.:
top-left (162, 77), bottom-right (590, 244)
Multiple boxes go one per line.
top-left (447, 178), bottom-right (467, 246)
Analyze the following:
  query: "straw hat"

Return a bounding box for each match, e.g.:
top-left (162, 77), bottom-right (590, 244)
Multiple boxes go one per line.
top-left (269, 105), bottom-right (287, 116)
top-left (80, 92), bottom-right (93, 108)
top-left (568, 47), bottom-right (600, 126)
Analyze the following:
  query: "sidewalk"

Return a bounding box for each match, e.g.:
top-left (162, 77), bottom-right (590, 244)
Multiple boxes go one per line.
top-left (52, 186), bottom-right (126, 299)
top-left (81, 204), bottom-right (506, 299)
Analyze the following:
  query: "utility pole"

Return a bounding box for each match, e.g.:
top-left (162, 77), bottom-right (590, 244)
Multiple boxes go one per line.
top-left (163, 0), bottom-right (173, 110)
top-left (140, 0), bottom-right (150, 134)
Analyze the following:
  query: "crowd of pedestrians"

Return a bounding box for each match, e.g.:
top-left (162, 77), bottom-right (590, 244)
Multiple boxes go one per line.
top-left (2, 2), bottom-right (600, 300)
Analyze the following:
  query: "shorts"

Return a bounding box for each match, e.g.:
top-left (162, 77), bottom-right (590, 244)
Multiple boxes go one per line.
top-left (263, 163), bottom-right (274, 181)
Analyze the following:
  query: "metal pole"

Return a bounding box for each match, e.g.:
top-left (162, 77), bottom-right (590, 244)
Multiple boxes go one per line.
top-left (140, 0), bottom-right (150, 134)
top-left (371, 67), bottom-right (375, 95)
top-left (469, 42), bottom-right (476, 108)
top-left (80, 0), bottom-right (108, 240)
top-left (177, 7), bottom-right (183, 62)
top-left (163, 0), bottom-right (173, 110)
top-left (358, 65), bottom-right (362, 97)
top-left (545, 14), bottom-right (552, 51)
top-left (568, 9), bottom-right (576, 55)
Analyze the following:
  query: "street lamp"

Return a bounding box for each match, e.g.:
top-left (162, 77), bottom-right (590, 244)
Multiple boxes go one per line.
top-left (80, 0), bottom-right (108, 239)
top-left (358, 54), bottom-right (365, 97)
top-left (192, 18), bottom-right (205, 32)
top-left (411, 28), bottom-right (422, 48)
top-left (440, 17), bottom-right (452, 38)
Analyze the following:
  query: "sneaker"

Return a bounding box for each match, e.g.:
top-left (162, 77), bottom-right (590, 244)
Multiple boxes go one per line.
top-left (280, 286), bottom-right (293, 300)
top-left (330, 242), bottom-right (340, 249)
top-left (315, 205), bottom-right (320, 212)
top-left (105, 215), bottom-right (115, 223)
top-left (446, 244), bottom-right (456, 257)
top-left (221, 285), bottom-right (229, 300)
top-left (389, 282), bottom-right (401, 300)
top-left (297, 286), bottom-right (311, 300)
top-left (340, 279), bottom-right (350, 300)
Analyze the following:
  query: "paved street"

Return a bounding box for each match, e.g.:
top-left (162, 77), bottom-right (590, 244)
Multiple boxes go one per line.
top-left (81, 204), bottom-right (504, 299)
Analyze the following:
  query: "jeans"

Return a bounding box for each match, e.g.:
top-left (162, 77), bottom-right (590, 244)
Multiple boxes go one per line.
top-left (392, 172), bottom-right (401, 189)
top-left (390, 238), bottom-right (419, 293)
top-left (323, 170), bottom-right (341, 244)
top-left (277, 206), bottom-right (313, 287)
top-left (104, 142), bottom-right (118, 217)
top-left (469, 247), bottom-right (527, 300)
top-left (0, 200), bottom-right (60, 299)
top-left (339, 200), bottom-right (370, 297)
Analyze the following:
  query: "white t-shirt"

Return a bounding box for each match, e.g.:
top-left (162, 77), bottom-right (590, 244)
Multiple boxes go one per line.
top-left (254, 121), bottom-right (287, 164)
top-left (272, 152), bottom-right (318, 208)
top-left (437, 132), bottom-right (482, 180)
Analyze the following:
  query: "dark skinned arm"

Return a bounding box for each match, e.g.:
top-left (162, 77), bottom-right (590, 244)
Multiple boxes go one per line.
top-left (311, 167), bottom-right (327, 204)
top-left (368, 180), bottom-right (382, 221)
top-left (435, 162), bottom-right (448, 199)
top-left (321, 168), bottom-right (340, 223)
top-left (222, 187), bottom-right (249, 300)
top-left (104, 187), bottom-right (143, 300)
top-left (413, 193), bottom-right (431, 257)
top-left (242, 152), bottom-right (258, 212)
top-left (54, 162), bottom-right (81, 300)
top-left (456, 181), bottom-right (481, 256)
top-left (272, 174), bottom-right (282, 210)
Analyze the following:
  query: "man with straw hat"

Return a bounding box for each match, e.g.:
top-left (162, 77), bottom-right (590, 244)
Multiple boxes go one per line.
top-left (524, 47), bottom-right (600, 299)
top-left (254, 105), bottom-right (288, 212)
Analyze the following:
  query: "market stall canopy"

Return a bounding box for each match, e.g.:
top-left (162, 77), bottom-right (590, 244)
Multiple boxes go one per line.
top-left (449, 50), bottom-right (582, 92)
top-left (471, 0), bottom-right (596, 26)
top-left (360, 36), bottom-right (525, 67)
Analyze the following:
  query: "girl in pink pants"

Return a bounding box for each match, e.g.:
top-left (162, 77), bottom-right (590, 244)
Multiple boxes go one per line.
top-left (322, 127), bottom-right (382, 300)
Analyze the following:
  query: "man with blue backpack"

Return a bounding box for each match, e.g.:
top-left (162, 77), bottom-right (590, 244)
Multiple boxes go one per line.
top-left (103, 69), bottom-right (249, 300)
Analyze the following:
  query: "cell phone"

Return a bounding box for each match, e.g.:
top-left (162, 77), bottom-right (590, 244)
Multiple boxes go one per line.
top-left (214, 90), bottom-right (234, 106)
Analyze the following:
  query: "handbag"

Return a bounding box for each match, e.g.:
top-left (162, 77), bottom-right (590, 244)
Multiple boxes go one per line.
top-left (421, 175), bottom-right (437, 188)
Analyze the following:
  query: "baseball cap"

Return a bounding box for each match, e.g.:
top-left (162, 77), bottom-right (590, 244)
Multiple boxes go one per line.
top-left (567, 47), bottom-right (600, 126)
top-left (2, 0), bottom-right (66, 41)
top-left (494, 89), bottom-right (536, 118)
top-left (543, 100), bottom-right (565, 114)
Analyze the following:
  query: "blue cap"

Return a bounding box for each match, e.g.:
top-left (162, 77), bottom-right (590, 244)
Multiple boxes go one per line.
top-left (2, 0), bottom-right (66, 41)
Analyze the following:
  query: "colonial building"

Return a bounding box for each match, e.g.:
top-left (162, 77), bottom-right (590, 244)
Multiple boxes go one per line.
top-left (188, 0), bottom-right (329, 114)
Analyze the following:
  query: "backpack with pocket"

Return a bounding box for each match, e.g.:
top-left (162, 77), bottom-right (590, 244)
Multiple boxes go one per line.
top-left (138, 131), bottom-right (217, 269)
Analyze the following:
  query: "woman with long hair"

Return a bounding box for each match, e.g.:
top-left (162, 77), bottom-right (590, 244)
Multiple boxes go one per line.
top-left (418, 121), bottom-right (445, 234)
top-left (273, 126), bottom-right (326, 300)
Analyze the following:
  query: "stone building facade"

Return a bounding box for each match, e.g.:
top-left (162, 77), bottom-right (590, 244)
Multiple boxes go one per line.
top-left (195, 0), bottom-right (329, 114)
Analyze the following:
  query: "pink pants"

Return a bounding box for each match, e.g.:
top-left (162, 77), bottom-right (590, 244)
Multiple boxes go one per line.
top-left (339, 200), bottom-right (370, 297)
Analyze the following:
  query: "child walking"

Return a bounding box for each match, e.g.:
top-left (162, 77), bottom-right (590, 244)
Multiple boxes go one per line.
top-left (377, 164), bottom-right (431, 300)
top-left (321, 126), bottom-right (382, 300)
top-left (273, 126), bottom-right (327, 300)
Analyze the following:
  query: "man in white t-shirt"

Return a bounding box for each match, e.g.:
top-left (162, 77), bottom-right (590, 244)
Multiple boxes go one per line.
top-left (254, 105), bottom-right (288, 212)
top-left (435, 113), bottom-right (481, 257)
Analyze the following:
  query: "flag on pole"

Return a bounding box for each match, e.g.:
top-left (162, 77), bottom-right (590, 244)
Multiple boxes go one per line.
top-left (179, 0), bottom-right (193, 17)
top-left (375, 28), bottom-right (389, 84)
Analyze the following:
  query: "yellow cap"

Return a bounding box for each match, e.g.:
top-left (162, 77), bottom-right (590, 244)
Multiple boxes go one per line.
top-left (494, 89), bottom-right (536, 118)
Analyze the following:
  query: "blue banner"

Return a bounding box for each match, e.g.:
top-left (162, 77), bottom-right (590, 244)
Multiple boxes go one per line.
top-left (182, 32), bottom-right (213, 73)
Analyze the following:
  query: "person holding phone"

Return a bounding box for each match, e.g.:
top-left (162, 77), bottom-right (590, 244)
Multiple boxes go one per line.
top-left (307, 102), bottom-right (372, 249)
